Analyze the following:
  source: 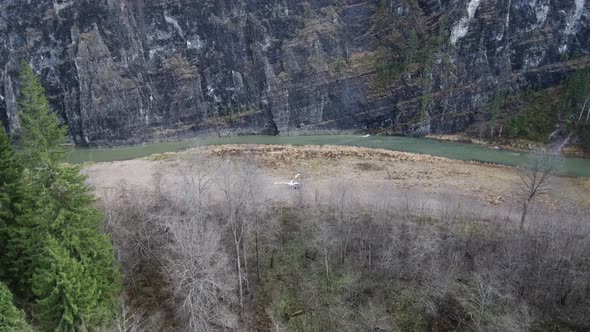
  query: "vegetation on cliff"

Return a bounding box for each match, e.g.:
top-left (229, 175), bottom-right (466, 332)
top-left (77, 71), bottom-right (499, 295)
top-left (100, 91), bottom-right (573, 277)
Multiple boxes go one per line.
top-left (1, 0), bottom-right (587, 143)
top-left (469, 68), bottom-right (590, 152)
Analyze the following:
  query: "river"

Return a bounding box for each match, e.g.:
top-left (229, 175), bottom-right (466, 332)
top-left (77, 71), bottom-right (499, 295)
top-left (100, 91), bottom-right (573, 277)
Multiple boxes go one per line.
top-left (65, 135), bottom-right (590, 177)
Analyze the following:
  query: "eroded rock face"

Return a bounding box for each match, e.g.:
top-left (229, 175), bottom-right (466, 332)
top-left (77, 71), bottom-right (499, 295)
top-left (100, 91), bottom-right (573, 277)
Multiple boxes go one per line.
top-left (0, 0), bottom-right (588, 145)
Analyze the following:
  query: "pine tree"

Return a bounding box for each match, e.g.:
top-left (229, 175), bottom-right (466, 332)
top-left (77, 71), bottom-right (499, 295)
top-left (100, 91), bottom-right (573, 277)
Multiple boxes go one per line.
top-left (0, 128), bottom-right (30, 297)
top-left (406, 28), bottom-right (418, 66)
top-left (2, 178), bottom-right (59, 299)
top-left (32, 236), bottom-right (110, 332)
top-left (39, 165), bottom-right (122, 312)
top-left (0, 282), bottom-right (33, 331)
top-left (0, 127), bottom-right (28, 283)
top-left (17, 62), bottom-right (66, 167)
top-left (1, 63), bottom-right (122, 330)
top-left (0, 64), bottom-right (60, 297)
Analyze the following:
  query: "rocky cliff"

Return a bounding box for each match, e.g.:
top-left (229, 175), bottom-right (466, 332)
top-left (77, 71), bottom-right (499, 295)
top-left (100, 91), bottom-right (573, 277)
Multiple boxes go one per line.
top-left (0, 0), bottom-right (588, 145)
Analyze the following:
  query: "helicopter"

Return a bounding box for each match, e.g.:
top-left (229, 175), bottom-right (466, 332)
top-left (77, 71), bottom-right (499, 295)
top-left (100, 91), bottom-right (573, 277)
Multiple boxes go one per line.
top-left (274, 174), bottom-right (302, 190)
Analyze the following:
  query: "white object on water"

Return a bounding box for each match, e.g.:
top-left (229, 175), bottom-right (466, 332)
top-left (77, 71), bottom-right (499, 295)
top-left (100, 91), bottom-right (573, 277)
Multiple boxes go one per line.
top-left (362, 134), bottom-right (370, 137)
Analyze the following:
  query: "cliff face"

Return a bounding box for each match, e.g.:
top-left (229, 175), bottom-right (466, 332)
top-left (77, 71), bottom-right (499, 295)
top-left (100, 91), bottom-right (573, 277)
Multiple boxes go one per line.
top-left (0, 0), bottom-right (588, 145)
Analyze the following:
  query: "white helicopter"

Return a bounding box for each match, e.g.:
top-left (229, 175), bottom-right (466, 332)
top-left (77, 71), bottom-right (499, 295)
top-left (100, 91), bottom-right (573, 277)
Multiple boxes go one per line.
top-left (274, 174), bottom-right (302, 190)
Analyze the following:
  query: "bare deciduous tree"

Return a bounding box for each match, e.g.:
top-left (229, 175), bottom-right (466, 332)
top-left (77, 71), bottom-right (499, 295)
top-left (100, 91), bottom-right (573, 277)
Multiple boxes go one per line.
top-left (517, 151), bottom-right (559, 229)
top-left (358, 300), bottom-right (393, 332)
top-left (165, 221), bottom-right (234, 331)
top-left (331, 187), bottom-right (355, 265)
top-left (178, 152), bottom-right (213, 227)
top-left (111, 302), bottom-right (147, 332)
top-left (98, 152), bottom-right (590, 331)
top-left (219, 159), bottom-right (264, 309)
top-left (461, 273), bottom-right (499, 332)
top-left (309, 190), bottom-right (336, 279)
top-left (220, 161), bottom-right (248, 309)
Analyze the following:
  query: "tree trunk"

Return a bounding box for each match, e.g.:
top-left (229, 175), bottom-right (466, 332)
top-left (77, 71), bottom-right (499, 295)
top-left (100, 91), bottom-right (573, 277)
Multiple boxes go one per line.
top-left (520, 201), bottom-right (529, 230)
top-left (235, 241), bottom-right (243, 309)
top-left (270, 249), bottom-right (276, 269)
top-left (504, 204), bottom-right (513, 227)
top-left (368, 241), bottom-right (372, 270)
top-left (324, 247), bottom-right (330, 278)
top-left (243, 236), bottom-right (250, 292)
top-left (255, 223), bottom-right (261, 282)
top-left (579, 98), bottom-right (590, 123)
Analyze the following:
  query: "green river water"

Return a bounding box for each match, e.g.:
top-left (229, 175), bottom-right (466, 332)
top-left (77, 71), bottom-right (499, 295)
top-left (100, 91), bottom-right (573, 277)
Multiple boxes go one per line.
top-left (65, 135), bottom-right (590, 177)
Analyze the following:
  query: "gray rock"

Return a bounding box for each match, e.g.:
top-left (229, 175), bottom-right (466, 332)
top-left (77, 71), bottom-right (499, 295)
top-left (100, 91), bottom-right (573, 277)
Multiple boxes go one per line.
top-left (0, 0), bottom-right (588, 145)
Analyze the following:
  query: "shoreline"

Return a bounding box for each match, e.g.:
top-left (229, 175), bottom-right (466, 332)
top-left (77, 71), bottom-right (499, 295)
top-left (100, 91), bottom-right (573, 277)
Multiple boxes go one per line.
top-left (70, 128), bottom-right (361, 149)
top-left (71, 129), bottom-right (590, 161)
top-left (66, 136), bottom-right (590, 177)
top-left (426, 133), bottom-right (590, 158)
top-left (83, 144), bottom-right (590, 213)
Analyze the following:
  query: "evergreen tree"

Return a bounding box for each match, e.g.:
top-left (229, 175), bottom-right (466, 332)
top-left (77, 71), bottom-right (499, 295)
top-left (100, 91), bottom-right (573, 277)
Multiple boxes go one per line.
top-left (405, 28), bottom-right (418, 66)
top-left (32, 237), bottom-right (109, 332)
top-left (0, 150), bottom-right (46, 300)
top-left (3, 163), bottom-right (121, 327)
top-left (1, 63), bottom-right (122, 330)
top-left (39, 165), bottom-right (121, 311)
top-left (0, 282), bottom-right (33, 331)
top-left (562, 68), bottom-right (590, 125)
top-left (0, 127), bottom-right (25, 265)
top-left (17, 62), bottom-right (66, 167)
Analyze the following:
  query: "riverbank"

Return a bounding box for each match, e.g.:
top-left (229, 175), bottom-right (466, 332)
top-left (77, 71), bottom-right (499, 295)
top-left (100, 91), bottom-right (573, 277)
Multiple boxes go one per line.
top-left (83, 145), bottom-right (590, 220)
top-left (426, 133), bottom-right (590, 158)
top-left (68, 135), bottom-right (590, 177)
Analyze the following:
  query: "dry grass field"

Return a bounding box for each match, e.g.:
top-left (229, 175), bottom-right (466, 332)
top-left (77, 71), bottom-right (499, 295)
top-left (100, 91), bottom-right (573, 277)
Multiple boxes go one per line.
top-left (83, 144), bottom-right (590, 222)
